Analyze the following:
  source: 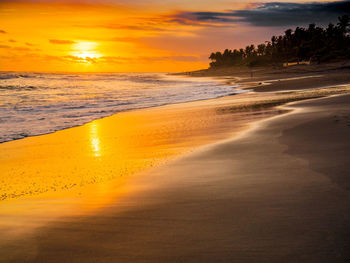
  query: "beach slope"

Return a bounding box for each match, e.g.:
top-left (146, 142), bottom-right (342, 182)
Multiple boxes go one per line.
top-left (5, 94), bottom-right (350, 262)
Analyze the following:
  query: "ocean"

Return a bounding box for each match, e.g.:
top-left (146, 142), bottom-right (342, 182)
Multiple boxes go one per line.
top-left (0, 72), bottom-right (243, 143)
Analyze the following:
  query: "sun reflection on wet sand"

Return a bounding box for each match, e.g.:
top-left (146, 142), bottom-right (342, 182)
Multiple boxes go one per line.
top-left (90, 123), bottom-right (101, 157)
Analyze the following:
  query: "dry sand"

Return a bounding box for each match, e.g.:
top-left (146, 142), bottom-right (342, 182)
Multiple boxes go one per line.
top-left (2, 92), bottom-right (350, 262)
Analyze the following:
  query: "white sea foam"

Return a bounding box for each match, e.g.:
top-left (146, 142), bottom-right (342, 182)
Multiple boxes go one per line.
top-left (0, 72), bottom-right (244, 143)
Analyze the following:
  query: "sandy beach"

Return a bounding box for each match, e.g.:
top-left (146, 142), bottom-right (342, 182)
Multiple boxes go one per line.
top-left (1, 76), bottom-right (350, 262)
top-left (3, 0), bottom-right (350, 262)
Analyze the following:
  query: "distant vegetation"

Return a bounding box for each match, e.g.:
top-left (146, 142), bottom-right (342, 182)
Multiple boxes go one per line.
top-left (209, 15), bottom-right (350, 68)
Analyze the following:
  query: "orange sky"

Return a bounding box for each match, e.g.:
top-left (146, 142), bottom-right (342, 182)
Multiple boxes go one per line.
top-left (0, 0), bottom-right (341, 72)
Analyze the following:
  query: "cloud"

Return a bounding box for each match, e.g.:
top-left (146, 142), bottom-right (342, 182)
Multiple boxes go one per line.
top-left (8, 39), bottom-right (16, 43)
top-left (72, 15), bottom-right (213, 34)
top-left (12, 47), bottom-right (32, 51)
top-left (0, 30), bottom-right (7, 34)
top-left (79, 55), bottom-right (201, 64)
top-left (110, 37), bottom-right (139, 42)
top-left (138, 55), bottom-right (201, 62)
top-left (42, 54), bottom-right (98, 63)
top-left (64, 55), bottom-right (97, 63)
top-left (74, 23), bottom-right (170, 33)
top-left (175, 0), bottom-right (350, 27)
top-left (41, 54), bottom-right (201, 64)
top-left (0, 44), bottom-right (36, 52)
top-left (49, 39), bottom-right (75, 44)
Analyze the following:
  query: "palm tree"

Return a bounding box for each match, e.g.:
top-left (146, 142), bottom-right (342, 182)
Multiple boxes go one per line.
top-left (208, 16), bottom-right (350, 68)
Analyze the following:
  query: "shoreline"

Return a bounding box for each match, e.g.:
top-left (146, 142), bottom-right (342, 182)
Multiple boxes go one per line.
top-left (2, 83), bottom-right (350, 202)
top-left (0, 90), bottom-right (246, 145)
top-left (0, 72), bottom-right (240, 145)
top-left (3, 92), bottom-right (350, 262)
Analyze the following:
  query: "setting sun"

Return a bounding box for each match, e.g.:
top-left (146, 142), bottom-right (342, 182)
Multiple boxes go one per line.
top-left (0, 1), bottom-right (233, 72)
top-left (71, 41), bottom-right (102, 61)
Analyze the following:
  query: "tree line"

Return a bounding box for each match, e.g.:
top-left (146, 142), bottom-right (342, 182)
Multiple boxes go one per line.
top-left (209, 15), bottom-right (350, 68)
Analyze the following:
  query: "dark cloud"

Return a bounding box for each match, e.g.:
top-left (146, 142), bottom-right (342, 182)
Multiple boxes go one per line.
top-left (0, 30), bottom-right (7, 34)
top-left (49, 39), bottom-right (75, 44)
top-left (176, 0), bottom-right (350, 27)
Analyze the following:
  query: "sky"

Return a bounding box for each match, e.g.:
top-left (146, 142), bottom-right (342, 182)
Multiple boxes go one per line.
top-left (0, 0), bottom-right (349, 72)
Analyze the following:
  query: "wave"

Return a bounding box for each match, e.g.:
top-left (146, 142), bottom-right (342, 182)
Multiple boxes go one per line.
top-left (0, 85), bottom-right (41, 90)
top-left (0, 73), bottom-right (34, 80)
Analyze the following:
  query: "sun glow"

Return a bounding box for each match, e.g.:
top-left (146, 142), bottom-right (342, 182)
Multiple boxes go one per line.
top-left (0, 1), bottom-right (210, 72)
top-left (71, 41), bottom-right (102, 61)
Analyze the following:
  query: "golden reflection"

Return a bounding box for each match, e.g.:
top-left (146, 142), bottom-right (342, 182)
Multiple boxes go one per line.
top-left (89, 122), bottom-right (101, 157)
top-left (0, 1), bottom-right (209, 72)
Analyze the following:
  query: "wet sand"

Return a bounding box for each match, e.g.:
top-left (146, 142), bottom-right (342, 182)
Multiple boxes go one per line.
top-left (182, 61), bottom-right (350, 92)
top-left (249, 73), bottom-right (350, 92)
top-left (2, 91), bottom-right (350, 262)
